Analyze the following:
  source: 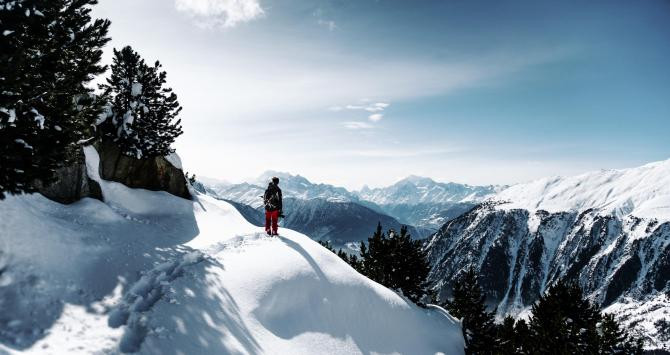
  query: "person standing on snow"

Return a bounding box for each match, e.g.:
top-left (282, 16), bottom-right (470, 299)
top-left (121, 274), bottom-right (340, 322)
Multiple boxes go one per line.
top-left (263, 177), bottom-right (283, 236)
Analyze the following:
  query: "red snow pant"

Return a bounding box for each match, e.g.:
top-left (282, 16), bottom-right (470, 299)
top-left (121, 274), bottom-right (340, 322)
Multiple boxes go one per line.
top-left (265, 210), bottom-right (279, 235)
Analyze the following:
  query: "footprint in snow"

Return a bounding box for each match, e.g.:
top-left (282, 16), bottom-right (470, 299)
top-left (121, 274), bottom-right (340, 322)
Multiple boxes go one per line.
top-left (107, 251), bottom-right (203, 353)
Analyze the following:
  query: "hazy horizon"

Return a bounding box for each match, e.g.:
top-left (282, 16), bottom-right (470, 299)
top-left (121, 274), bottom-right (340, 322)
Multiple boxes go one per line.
top-left (93, 0), bottom-right (670, 190)
top-left (197, 156), bottom-right (670, 191)
top-left (199, 170), bottom-right (512, 190)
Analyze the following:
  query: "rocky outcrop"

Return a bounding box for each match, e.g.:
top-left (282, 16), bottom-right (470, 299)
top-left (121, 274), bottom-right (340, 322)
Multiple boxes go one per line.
top-left (97, 140), bottom-right (191, 199)
top-left (37, 140), bottom-right (190, 203)
top-left (35, 150), bottom-right (103, 204)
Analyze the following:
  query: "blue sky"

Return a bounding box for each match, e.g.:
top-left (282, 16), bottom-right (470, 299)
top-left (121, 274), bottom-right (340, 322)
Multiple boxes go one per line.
top-left (93, 0), bottom-right (670, 189)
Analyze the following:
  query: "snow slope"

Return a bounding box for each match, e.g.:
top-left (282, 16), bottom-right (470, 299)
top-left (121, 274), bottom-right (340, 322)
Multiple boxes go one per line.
top-left (0, 147), bottom-right (463, 354)
top-left (493, 159), bottom-right (670, 220)
top-left (357, 176), bottom-right (503, 206)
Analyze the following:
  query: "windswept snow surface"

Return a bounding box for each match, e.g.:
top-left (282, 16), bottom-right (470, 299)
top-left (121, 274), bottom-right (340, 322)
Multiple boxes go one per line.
top-left (0, 147), bottom-right (463, 354)
top-left (493, 159), bottom-right (670, 220)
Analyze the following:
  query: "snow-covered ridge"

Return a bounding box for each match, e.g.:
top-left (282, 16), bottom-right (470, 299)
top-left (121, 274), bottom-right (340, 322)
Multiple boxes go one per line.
top-left (357, 175), bottom-right (503, 205)
top-left (208, 171), bottom-right (359, 209)
top-left (0, 146), bottom-right (463, 354)
top-left (424, 158), bottom-right (670, 351)
top-left (204, 171), bottom-right (503, 233)
top-left (492, 159), bottom-right (670, 220)
top-left (209, 171), bottom-right (502, 209)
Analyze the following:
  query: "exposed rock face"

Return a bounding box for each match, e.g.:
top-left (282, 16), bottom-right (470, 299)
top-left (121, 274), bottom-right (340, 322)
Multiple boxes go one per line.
top-left (424, 202), bottom-right (670, 349)
top-left (97, 140), bottom-right (190, 199)
top-left (35, 150), bottom-right (103, 204)
top-left (36, 140), bottom-right (190, 203)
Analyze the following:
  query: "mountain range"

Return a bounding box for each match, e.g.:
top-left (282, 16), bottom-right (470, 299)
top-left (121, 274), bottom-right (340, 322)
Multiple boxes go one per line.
top-left (358, 175), bottom-right (502, 205)
top-left (199, 172), bottom-right (499, 247)
top-left (424, 159), bottom-right (670, 351)
top-left (204, 159), bottom-right (670, 351)
top-left (199, 159), bottom-right (670, 351)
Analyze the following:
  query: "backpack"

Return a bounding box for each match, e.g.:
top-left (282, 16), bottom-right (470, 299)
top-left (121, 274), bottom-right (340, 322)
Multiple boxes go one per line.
top-left (264, 185), bottom-right (280, 210)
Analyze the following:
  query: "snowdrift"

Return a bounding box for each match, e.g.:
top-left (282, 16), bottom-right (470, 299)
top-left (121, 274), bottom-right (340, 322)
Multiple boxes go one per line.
top-left (0, 146), bottom-right (463, 354)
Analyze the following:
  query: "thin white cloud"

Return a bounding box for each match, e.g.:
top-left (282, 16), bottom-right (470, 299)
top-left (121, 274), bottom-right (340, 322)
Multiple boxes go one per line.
top-left (344, 147), bottom-right (460, 158)
top-left (184, 47), bottom-right (568, 121)
top-left (175, 0), bottom-right (264, 28)
top-left (341, 102), bottom-right (390, 112)
top-left (343, 121), bottom-right (374, 130)
top-left (366, 102), bottom-right (389, 112)
top-left (368, 113), bottom-right (383, 122)
top-left (314, 8), bottom-right (337, 31)
top-left (334, 101), bottom-right (389, 128)
top-left (318, 19), bottom-right (337, 31)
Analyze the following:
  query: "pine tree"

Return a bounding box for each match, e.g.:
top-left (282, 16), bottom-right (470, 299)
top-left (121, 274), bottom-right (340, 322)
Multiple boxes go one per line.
top-left (496, 316), bottom-right (517, 354)
top-left (526, 280), bottom-right (644, 354)
top-left (528, 281), bottom-right (601, 354)
top-left (388, 225), bottom-right (432, 303)
top-left (358, 223), bottom-right (387, 284)
top-left (99, 45), bottom-right (182, 158)
top-left (0, 0), bottom-right (110, 199)
top-left (345, 253), bottom-right (363, 272)
top-left (358, 223), bottom-right (431, 305)
top-left (599, 313), bottom-right (643, 354)
top-left (336, 249), bottom-right (350, 262)
top-left (444, 267), bottom-right (497, 354)
top-left (317, 240), bottom-right (365, 272)
top-left (513, 318), bottom-right (531, 354)
top-left (494, 316), bottom-right (532, 354)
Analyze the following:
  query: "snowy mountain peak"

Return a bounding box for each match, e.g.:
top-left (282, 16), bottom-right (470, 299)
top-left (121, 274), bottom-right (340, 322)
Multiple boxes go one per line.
top-left (212, 171), bottom-right (357, 208)
top-left (357, 176), bottom-right (503, 205)
top-left (255, 170), bottom-right (309, 186)
top-left (398, 175), bottom-right (436, 186)
top-left (493, 158), bottom-right (670, 220)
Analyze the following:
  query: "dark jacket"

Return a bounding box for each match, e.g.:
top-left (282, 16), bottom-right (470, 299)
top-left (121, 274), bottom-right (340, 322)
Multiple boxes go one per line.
top-left (263, 183), bottom-right (282, 212)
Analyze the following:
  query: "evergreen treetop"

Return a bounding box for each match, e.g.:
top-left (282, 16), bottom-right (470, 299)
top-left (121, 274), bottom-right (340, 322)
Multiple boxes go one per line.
top-left (317, 223), bottom-right (431, 306)
top-left (447, 276), bottom-right (644, 354)
top-left (99, 45), bottom-right (182, 159)
top-left (358, 223), bottom-right (431, 305)
top-left (525, 280), bottom-right (643, 354)
top-left (528, 281), bottom-right (601, 353)
top-left (317, 240), bottom-right (363, 271)
top-left (444, 267), bottom-right (497, 354)
top-left (1, 0), bottom-right (110, 198)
